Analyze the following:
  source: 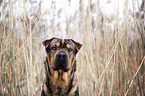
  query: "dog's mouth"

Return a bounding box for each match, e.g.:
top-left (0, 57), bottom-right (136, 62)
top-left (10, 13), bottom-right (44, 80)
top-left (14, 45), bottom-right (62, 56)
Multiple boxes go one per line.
top-left (52, 64), bottom-right (70, 72)
top-left (52, 62), bottom-right (70, 72)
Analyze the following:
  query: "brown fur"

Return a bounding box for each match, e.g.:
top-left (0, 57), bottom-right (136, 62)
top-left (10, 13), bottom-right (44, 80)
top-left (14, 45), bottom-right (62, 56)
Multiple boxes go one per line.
top-left (41, 37), bottom-right (82, 96)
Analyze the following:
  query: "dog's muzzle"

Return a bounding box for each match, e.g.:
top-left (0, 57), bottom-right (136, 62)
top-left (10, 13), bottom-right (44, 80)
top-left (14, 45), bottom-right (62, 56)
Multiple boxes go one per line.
top-left (53, 51), bottom-right (69, 72)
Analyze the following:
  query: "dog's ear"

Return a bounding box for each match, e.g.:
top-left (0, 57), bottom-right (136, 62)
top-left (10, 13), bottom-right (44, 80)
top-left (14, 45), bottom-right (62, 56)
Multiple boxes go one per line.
top-left (70, 39), bottom-right (82, 51)
top-left (42, 37), bottom-right (56, 48)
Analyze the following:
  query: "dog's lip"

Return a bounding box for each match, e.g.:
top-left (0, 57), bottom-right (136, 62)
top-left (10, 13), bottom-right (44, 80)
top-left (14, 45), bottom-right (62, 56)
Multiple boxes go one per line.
top-left (52, 66), bottom-right (70, 72)
top-left (52, 67), bottom-right (59, 71)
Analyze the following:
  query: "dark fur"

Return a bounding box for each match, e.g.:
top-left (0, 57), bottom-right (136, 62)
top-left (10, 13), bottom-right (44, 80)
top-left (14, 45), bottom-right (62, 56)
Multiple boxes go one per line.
top-left (41, 37), bottom-right (82, 96)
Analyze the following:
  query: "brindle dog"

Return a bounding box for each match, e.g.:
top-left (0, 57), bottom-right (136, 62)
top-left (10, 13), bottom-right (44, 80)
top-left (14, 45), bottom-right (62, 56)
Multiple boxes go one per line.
top-left (41, 37), bottom-right (82, 96)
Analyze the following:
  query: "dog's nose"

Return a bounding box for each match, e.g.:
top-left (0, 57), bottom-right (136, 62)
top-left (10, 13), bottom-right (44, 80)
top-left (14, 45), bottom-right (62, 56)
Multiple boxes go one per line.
top-left (57, 51), bottom-right (67, 60)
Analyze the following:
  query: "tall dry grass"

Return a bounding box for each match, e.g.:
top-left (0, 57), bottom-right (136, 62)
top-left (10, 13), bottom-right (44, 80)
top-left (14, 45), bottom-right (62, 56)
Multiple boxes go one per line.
top-left (0, 0), bottom-right (144, 96)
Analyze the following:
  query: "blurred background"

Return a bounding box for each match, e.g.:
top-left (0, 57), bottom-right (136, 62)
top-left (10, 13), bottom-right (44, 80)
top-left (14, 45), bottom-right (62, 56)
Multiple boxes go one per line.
top-left (0, 0), bottom-right (144, 96)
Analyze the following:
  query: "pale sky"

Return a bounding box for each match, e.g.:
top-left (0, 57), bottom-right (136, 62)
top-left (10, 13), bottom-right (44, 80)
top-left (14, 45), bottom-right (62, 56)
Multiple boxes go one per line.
top-left (9, 0), bottom-right (142, 23)
top-left (41, 0), bottom-right (142, 17)
top-left (1, 0), bottom-right (142, 34)
top-left (40, 0), bottom-right (142, 28)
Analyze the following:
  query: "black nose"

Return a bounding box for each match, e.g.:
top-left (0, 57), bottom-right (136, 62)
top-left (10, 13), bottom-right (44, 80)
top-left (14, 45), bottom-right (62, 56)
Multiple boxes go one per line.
top-left (57, 51), bottom-right (67, 60)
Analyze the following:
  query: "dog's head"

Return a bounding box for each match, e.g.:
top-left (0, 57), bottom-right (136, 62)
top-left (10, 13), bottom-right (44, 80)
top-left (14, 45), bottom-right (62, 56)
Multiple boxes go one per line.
top-left (42, 37), bottom-right (82, 72)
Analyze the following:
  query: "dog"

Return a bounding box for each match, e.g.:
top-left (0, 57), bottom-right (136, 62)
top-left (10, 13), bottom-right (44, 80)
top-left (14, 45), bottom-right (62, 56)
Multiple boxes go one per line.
top-left (41, 37), bottom-right (82, 96)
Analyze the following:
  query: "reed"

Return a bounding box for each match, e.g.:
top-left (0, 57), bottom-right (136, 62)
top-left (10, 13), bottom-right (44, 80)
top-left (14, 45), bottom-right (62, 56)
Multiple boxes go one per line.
top-left (0, 0), bottom-right (144, 96)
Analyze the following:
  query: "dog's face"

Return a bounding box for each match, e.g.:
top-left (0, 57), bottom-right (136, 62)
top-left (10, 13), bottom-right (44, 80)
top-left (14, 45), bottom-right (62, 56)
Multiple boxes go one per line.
top-left (42, 37), bottom-right (82, 72)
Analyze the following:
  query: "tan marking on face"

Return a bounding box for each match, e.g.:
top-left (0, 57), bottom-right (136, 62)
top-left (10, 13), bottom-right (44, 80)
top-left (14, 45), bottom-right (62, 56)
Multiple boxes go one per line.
top-left (62, 39), bottom-right (64, 46)
top-left (51, 42), bottom-right (59, 48)
top-left (66, 44), bottom-right (71, 49)
top-left (56, 42), bottom-right (60, 47)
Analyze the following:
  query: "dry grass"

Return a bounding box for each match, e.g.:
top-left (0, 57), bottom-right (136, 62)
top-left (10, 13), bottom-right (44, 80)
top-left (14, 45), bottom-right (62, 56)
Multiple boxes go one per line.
top-left (0, 0), bottom-right (144, 96)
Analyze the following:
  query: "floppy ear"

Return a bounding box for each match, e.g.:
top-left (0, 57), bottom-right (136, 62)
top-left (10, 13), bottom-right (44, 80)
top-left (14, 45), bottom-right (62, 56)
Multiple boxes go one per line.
top-left (71, 39), bottom-right (82, 51)
top-left (42, 37), bottom-right (56, 48)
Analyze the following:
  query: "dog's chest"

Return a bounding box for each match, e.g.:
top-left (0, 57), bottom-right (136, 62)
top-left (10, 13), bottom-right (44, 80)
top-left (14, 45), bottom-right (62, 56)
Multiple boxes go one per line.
top-left (50, 85), bottom-right (70, 95)
top-left (48, 70), bottom-right (71, 95)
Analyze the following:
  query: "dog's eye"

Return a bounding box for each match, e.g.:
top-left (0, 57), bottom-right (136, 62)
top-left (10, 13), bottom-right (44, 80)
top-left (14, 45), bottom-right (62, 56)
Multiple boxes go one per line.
top-left (68, 48), bottom-right (73, 52)
top-left (52, 47), bottom-right (57, 50)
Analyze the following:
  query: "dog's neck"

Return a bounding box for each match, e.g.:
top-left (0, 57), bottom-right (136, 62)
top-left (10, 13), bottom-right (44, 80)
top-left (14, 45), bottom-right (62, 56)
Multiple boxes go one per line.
top-left (50, 70), bottom-right (71, 87)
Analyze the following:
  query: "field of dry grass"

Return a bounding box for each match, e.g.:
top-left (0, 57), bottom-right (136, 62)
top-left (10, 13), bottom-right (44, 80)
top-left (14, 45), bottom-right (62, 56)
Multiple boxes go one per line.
top-left (0, 0), bottom-right (144, 96)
